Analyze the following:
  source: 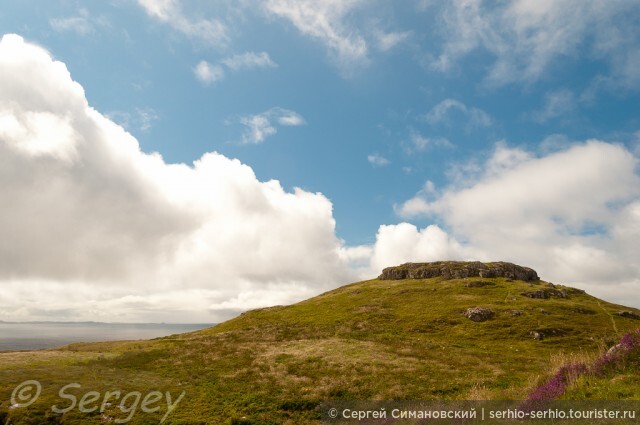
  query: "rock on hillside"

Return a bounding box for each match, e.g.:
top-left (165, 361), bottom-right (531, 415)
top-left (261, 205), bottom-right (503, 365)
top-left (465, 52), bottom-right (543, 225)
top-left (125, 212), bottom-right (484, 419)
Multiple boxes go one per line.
top-left (379, 261), bottom-right (539, 282)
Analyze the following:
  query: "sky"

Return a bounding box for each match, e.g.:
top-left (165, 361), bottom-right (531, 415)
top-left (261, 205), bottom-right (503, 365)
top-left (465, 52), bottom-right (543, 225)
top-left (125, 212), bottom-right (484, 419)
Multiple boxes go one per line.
top-left (1, 0), bottom-right (640, 323)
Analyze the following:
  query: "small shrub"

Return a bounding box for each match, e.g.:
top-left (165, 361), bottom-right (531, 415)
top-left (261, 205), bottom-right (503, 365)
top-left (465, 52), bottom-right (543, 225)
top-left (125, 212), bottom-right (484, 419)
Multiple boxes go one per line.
top-left (527, 362), bottom-right (588, 400)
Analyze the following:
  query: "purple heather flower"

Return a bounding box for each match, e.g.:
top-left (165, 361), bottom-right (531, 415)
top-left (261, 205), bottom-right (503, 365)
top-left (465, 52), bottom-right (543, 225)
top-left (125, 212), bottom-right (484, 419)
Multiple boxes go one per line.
top-left (527, 328), bottom-right (640, 401)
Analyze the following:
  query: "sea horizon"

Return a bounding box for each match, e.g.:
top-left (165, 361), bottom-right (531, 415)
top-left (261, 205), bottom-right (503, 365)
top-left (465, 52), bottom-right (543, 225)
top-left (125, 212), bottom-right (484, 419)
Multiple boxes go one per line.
top-left (0, 321), bottom-right (214, 351)
top-left (0, 319), bottom-right (213, 325)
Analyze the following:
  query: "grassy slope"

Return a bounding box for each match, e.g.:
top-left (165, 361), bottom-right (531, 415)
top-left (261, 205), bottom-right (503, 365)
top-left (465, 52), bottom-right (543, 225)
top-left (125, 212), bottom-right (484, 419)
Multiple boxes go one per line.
top-left (565, 359), bottom-right (640, 400)
top-left (1, 276), bottom-right (640, 424)
top-left (560, 331), bottom-right (640, 400)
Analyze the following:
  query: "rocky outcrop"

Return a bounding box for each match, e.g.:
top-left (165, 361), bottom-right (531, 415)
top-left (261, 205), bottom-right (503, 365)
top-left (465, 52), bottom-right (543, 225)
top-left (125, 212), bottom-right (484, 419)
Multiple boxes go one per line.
top-left (530, 328), bottom-right (568, 340)
top-left (464, 307), bottom-right (495, 322)
top-left (521, 288), bottom-right (567, 299)
top-left (379, 261), bottom-right (539, 282)
top-left (616, 311), bottom-right (640, 320)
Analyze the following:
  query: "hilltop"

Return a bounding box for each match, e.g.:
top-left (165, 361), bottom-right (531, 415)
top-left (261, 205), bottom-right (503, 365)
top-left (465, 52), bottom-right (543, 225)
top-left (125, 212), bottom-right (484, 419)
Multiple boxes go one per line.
top-left (1, 261), bottom-right (639, 424)
top-left (379, 261), bottom-right (539, 281)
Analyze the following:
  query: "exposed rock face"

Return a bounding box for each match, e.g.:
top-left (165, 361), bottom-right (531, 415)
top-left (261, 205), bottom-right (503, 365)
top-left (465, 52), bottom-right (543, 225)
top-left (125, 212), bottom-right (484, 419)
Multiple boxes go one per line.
top-left (521, 289), bottom-right (567, 299)
top-left (616, 311), bottom-right (640, 320)
top-left (379, 261), bottom-right (539, 282)
top-left (464, 307), bottom-right (495, 322)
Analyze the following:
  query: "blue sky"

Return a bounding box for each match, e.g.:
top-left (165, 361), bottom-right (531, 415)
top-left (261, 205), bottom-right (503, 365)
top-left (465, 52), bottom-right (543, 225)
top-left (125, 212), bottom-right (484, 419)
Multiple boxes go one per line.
top-left (1, 1), bottom-right (640, 322)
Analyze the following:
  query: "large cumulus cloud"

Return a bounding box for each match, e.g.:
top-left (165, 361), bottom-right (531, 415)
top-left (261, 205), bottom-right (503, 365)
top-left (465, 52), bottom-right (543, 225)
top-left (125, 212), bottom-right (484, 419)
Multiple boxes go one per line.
top-left (2, 33), bottom-right (639, 323)
top-left (398, 141), bottom-right (640, 306)
top-left (0, 34), bottom-right (355, 322)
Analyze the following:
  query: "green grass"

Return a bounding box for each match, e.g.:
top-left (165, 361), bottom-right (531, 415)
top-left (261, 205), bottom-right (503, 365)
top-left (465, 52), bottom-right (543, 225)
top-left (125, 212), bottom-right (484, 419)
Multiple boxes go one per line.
top-left (2, 273), bottom-right (639, 423)
top-left (559, 331), bottom-right (640, 400)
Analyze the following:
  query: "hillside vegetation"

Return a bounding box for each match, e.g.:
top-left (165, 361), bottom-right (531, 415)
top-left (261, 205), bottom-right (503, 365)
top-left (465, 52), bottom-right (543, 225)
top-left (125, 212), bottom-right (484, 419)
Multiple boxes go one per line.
top-left (1, 262), bottom-right (639, 424)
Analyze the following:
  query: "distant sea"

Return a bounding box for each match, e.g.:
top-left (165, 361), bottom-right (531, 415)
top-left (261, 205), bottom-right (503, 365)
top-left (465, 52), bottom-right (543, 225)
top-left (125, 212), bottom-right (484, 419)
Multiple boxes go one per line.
top-left (0, 322), bottom-right (213, 351)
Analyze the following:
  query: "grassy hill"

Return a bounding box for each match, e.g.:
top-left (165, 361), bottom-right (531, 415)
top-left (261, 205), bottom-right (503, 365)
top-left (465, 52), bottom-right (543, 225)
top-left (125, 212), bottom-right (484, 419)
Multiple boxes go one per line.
top-left (1, 262), bottom-right (639, 424)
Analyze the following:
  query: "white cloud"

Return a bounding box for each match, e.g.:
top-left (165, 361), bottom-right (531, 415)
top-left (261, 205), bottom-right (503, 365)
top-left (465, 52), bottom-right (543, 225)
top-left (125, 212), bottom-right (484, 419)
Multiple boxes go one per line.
top-left (468, 108), bottom-right (492, 128)
top-left (431, 1), bottom-right (640, 87)
top-left (262, 0), bottom-right (369, 73)
top-left (411, 100), bottom-right (487, 154)
top-left (368, 223), bottom-right (467, 273)
top-left (0, 34), bottom-right (352, 322)
top-left (49, 16), bottom-right (93, 35)
top-left (634, 131), bottom-right (640, 156)
top-left (240, 114), bottom-right (276, 144)
top-left (136, 0), bottom-right (228, 47)
top-left (539, 133), bottom-right (573, 153)
top-left (410, 131), bottom-right (453, 151)
top-left (222, 51), bottom-right (277, 70)
top-left (334, 221), bottom-right (470, 282)
top-left (484, 142), bottom-right (533, 176)
top-left (49, 8), bottom-right (109, 36)
top-left (136, 0), bottom-right (174, 20)
top-left (424, 98), bottom-right (492, 128)
top-left (195, 52), bottom-right (277, 85)
top-left (424, 99), bottom-right (464, 125)
top-left (532, 89), bottom-right (575, 123)
top-left (397, 140), bottom-right (640, 307)
top-left (194, 60), bottom-right (225, 85)
top-left (136, 107), bottom-right (159, 132)
top-left (375, 30), bottom-right (411, 52)
top-left (367, 153), bottom-right (389, 167)
top-left (239, 107), bottom-right (305, 144)
top-left (276, 111), bottom-right (305, 126)
top-left (0, 110), bottom-right (78, 163)
top-left (108, 108), bottom-right (160, 133)
top-left (397, 181), bottom-right (438, 217)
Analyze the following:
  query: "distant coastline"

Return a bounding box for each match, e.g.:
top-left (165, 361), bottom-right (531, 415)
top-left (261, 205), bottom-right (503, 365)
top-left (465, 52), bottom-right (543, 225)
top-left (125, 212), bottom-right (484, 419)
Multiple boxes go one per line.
top-left (0, 320), bottom-right (213, 325)
top-left (0, 321), bottom-right (214, 351)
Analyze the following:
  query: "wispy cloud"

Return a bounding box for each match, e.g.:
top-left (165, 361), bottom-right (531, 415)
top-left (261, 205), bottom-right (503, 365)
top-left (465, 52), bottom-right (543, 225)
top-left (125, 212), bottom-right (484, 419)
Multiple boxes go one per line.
top-left (239, 107), bottom-right (305, 144)
top-left (276, 112), bottom-right (304, 126)
top-left (367, 153), bottom-right (390, 166)
top-left (222, 51), bottom-right (277, 70)
top-left (531, 89), bottom-right (575, 123)
top-left (375, 30), bottom-right (411, 52)
top-left (107, 108), bottom-right (159, 133)
top-left (262, 0), bottom-right (369, 74)
top-left (136, 108), bottom-right (160, 132)
top-left (194, 61), bottom-right (225, 85)
top-left (50, 16), bottom-right (93, 35)
top-left (136, 0), bottom-right (228, 47)
top-left (194, 51), bottom-right (277, 85)
top-left (424, 98), bottom-right (492, 128)
top-left (410, 131), bottom-right (453, 151)
top-left (139, 0), bottom-right (412, 76)
top-left (49, 9), bottom-right (108, 35)
top-left (430, 1), bottom-right (640, 88)
top-left (240, 115), bottom-right (276, 144)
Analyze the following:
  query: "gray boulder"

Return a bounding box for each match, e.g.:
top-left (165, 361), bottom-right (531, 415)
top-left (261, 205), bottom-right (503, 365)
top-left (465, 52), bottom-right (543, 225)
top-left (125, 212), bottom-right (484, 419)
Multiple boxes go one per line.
top-left (464, 307), bottom-right (495, 322)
